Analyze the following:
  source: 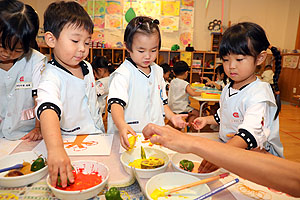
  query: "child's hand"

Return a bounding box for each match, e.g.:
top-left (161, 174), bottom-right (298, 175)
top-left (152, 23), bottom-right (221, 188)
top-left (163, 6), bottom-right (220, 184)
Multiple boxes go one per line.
top-left (119, 125), bottom-right (136, 150)
top-left (198, 159), bottom-right (219, 173)
top-left (170, 114), bottom-right (189, 129)
top-left (21, 127), bottom-right (43, 141)
top-left (47, 148), bottom-right (74, 188)
top-left (192, 117), bottom-right (207, 130)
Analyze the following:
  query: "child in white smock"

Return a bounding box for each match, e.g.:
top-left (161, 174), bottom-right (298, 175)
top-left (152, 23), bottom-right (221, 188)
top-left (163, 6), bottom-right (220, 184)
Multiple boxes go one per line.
top-left (193, 22), bottom-right (283, 173)
top-left (92, 56), bottom-right (114, 115)
top-left (35, 1), bottom-right (104, 188)
top-left (107, 16), bottom-right (188, 150)
top-left (261, 65), bottom-right (274, 84)
top-left (201, 64), bottom-right (228, 91)
top-left (168, 61), bottom-right (202, 131)
top-left (0, 0), bottom-right (47, 141)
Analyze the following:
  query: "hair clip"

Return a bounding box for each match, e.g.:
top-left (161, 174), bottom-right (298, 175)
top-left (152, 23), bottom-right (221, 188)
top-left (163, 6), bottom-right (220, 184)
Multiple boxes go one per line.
top-left (137, 17), bottom-right (144, 26)
top-left (152, 19), bottom-right (159, 25)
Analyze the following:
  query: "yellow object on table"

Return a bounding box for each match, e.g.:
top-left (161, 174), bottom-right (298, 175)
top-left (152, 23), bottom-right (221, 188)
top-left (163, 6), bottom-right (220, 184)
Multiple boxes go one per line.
top-left (201, 93), bottom-right (221, 99)
top-left (191, 82), bottom-right (205, 87)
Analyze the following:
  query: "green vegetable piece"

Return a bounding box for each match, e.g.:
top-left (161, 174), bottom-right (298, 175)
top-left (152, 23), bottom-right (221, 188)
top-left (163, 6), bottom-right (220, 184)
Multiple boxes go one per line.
top-left (31, 157), bottom-right (45, 172)
top-left (105, 187), bottom-right (122, 200)
top-left (179, 159), bottom-right (194, 172)
top-left (141, 146), bottom-right (146, 159)
top-left (56, 166), bottom-right (76, 187)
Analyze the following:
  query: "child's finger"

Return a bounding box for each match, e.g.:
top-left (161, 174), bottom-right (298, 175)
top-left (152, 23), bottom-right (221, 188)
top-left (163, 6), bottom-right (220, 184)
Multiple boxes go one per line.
top-left (59, 166), bottom-right (68, 188)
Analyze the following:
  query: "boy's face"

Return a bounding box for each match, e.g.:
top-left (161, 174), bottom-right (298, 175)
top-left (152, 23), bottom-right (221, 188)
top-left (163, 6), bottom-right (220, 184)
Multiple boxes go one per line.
top-left (163, 71), bottom-right (171, 81)
top-left (52, 24), bottom-right (91, 69)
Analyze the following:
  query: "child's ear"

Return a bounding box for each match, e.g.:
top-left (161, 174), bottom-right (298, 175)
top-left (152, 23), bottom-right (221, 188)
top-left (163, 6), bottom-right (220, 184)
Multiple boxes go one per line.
top-left (256, 51), bottom-right (267, 65)
top-left (44, 32), bottom-right (56, 48)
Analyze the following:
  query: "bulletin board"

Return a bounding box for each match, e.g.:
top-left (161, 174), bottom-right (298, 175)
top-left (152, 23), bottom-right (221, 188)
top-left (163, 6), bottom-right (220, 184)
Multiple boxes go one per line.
top-left (76, 0), bottom-right (195, 49)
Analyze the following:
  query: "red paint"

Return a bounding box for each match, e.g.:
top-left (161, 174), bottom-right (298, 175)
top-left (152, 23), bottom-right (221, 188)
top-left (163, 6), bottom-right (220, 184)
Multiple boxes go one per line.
top-left (56, 170), bottom-right (102, 191)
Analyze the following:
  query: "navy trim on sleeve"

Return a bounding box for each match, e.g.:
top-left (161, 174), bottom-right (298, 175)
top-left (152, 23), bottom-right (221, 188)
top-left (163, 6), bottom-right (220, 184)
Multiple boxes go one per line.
top-left (37, 102), bottom-right (61, 121)
top-left (107, 98), bottom-right (126, 113)
top-left (236, 128), bottom-right (258, 150)
top-left (163, 99), bottom-right (168, 105)
top-left (214, 113), bottom-right (220, 124)
top-left (32, 89), bottom-right (37, 97)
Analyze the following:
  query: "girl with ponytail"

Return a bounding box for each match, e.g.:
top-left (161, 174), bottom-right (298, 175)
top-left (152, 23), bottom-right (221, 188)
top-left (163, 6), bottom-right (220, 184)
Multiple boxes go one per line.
top-left (192, 22), bottom-right (283, 173)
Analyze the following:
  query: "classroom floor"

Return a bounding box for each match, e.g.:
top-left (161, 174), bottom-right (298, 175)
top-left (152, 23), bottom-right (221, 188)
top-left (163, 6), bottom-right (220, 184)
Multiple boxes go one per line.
top-left (189, 97), bottom-right (300, 163)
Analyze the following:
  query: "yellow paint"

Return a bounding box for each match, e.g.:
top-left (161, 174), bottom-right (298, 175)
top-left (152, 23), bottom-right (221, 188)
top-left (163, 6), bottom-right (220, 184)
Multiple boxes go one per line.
top-left (150, 188), bottom-right (168, 200)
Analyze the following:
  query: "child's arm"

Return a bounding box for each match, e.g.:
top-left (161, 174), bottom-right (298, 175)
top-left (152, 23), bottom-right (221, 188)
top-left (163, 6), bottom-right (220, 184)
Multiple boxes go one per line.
top-left (192, 115), bottom-right (218, 130)
top-left (40, 109), bottom-right (74, 188)
top-left (186, 84), bottom-right (202, 96)
top-left (164, 105), bottom-right (188, 128)
top-left (21, 97), bottom-right (43, 141)
top-left (110, 103), bottom-right (136, 150)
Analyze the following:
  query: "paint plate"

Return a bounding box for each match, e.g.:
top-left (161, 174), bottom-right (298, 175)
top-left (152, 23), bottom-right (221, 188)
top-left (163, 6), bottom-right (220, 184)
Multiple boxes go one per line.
top-left (171, 153), bottom-right (220, 179)
top-left (0, 151), bottom-right (48, 187)
top-left (145, 172), bottom-right (211, 200)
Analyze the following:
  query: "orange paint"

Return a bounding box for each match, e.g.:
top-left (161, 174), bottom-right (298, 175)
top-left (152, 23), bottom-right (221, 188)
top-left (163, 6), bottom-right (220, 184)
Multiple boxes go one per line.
top-left (56, 169), bottom-right (102, 191)
top-left (63, 135), bottom-right (98, 151)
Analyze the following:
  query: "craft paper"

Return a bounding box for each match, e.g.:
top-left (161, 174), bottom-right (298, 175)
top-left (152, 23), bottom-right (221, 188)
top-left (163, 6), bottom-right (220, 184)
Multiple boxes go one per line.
top-left (140, 1), bottom-right (161, 18)
top-left (0, 138), bottom-right (22, 158)
top-left (87, 0), bottom-right (105, 16)
top-left (119, 133), bottom-right (177, 154)
top-left (33, 134), bottom-right (114, 156)
top-left (105, 14), bottom-right (122, 29)
top-left (180, 7), bottom-right (194, 28)
top-left (180, 51), bottom-right (192, 66)
top-left (93, 15), bottom-right (105, 30)
top-left (161, 1), bottom-right (180, 16)
top-left (180, 29), bottom-right (193, 47)
top-left (220, 173), bottom-right (299, 200)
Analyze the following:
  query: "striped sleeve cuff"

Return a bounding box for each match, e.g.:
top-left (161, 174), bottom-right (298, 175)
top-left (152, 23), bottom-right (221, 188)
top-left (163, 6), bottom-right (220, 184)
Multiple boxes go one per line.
top-left (36, 102), bottom-right (61, 120)
top-left (107, 98), bottom-right (126, 113)
top-left (214, 113), bottom-right (220, 124)
top-left (236, 128), bottom-right (258, 150)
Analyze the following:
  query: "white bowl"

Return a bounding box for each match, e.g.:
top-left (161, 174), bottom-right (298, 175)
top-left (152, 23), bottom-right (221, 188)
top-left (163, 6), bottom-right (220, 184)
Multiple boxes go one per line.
top-left (171, 153), bottom-right (220, 179)
top-left (145, 172), bottom-right (211, 200)
top-left (120, 147), bottom-right (169, 179)
top-left (47, 160), bottom-right (109, 200)
top-left (0, 151), bottom-right (48, 187)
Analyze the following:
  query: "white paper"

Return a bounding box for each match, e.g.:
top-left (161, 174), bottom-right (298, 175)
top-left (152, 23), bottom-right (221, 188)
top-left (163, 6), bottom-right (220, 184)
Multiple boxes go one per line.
top-left (0, 138), bottom-right (23, 158)
top-left (33, 134), bottom-right (114, 156)
top-left (119, 133), bottom-right (177, 154)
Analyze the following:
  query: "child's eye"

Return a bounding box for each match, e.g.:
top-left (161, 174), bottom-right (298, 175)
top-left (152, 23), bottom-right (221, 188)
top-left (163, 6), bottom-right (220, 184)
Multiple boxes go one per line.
top-left (222, 59), bottom-right (228, 62)
top-left (236, 58), bottom-right (243, 61)
top-left (85, 42), bottom-right (89, 45)
top-left (71, 40), bottom-right (79, 43)
top-left (152, 49), bottom-right (157, 52)
top-left (138, 50), bottom-right (144, 53)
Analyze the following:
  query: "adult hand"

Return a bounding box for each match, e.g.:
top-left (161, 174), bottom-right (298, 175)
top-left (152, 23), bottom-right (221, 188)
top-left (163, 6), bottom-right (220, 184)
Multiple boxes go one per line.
top-left (21, 127), bottom-right (43, 141)
top-left (142, 123), bottom-right (192, 154)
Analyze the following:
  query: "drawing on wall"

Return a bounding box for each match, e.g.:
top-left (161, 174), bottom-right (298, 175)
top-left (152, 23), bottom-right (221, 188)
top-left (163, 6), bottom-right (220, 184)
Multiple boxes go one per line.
top-left (180, 7), bottom-right (193, 27)
top-left (140, 1), bottom-right (161, 18)
top-left (106, 0), bottom-right (122, 14)
top-left (92, 30), bottom-right (104, 42)
top-left (161, 1), bottom-right (180, 16)
top-left (105, 14), bottom-right (122, 29)
top-left (160, 16), bottom-right (179, 31)
top-left (87, 0), bottom-right (105, 16)
top-left (180, 30), bottom-right (192, 46)
top-left (94, 15), bottom-right (105, 29)
top-left (181, 0), bottom-right (194, 7)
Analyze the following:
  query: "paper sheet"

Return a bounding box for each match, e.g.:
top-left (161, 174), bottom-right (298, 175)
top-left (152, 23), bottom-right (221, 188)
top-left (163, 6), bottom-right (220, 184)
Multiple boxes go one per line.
top-left (219, 173), bottom-right (299, 200)
top-left (119, 133), bottom-right (177, 154)
top-left (0, 138), bottom-right (23, 158)
top-left (33, 134), bottom-right (114, 156)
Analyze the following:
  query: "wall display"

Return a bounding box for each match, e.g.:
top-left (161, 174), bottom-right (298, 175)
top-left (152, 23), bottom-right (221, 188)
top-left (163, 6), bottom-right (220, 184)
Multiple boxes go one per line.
top-left (282, 55), bottom-right (299, 69)
top-left (77, 0), bottom-right (194, 49)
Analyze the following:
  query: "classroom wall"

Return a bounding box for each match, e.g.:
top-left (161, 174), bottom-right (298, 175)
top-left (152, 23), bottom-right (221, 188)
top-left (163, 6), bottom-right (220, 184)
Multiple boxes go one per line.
top-left (24, 0), bottom-right (300, 51)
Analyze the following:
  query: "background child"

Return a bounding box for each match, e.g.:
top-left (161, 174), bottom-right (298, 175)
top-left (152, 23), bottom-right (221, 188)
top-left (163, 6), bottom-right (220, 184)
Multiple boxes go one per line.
top-left (107, 16), bottom-right (188, 149)
top-left (36, 1), bottom-right (104, 187)
top-left (193, 22), bottom-right (283, 172)
top-left (92, 56), bottom-right (114, 115)
top-left (0, 0), bottom-right (47, 141)
top-left (168, 61), bottom-right (202, 131)
top-left (261, 64), bottom-right (274, 84)
top-left (159, 63), bottom-right (172, 92)
top-left (201, 64), bottom-right (228, 90)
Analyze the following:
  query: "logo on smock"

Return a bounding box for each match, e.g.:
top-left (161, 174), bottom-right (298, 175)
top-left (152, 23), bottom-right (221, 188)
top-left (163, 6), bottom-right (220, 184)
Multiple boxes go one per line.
top-left (233, 112), bottom-right (239, 118)
top-left (19, 76), bottom-right (24, 82)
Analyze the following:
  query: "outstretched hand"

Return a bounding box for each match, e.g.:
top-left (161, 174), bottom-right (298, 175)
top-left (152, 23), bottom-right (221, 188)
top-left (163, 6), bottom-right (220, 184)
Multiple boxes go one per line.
top-left (170, 114), bottom-right (189, 129)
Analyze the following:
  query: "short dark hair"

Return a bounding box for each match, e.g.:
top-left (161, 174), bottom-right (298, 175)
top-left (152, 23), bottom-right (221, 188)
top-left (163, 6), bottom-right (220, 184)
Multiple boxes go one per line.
top-left (124, 16), bottom-right (161, 51)
top-left (160, 63), bottom-right (171, 74)
top-left (0, 0), bottom-right (39, 53)
top-left (44, 1), bottom-right (93, 38)
top-left (173, 61), bottom-right (189, 76)
top-left (92, 56), bottom-right (114, 74)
